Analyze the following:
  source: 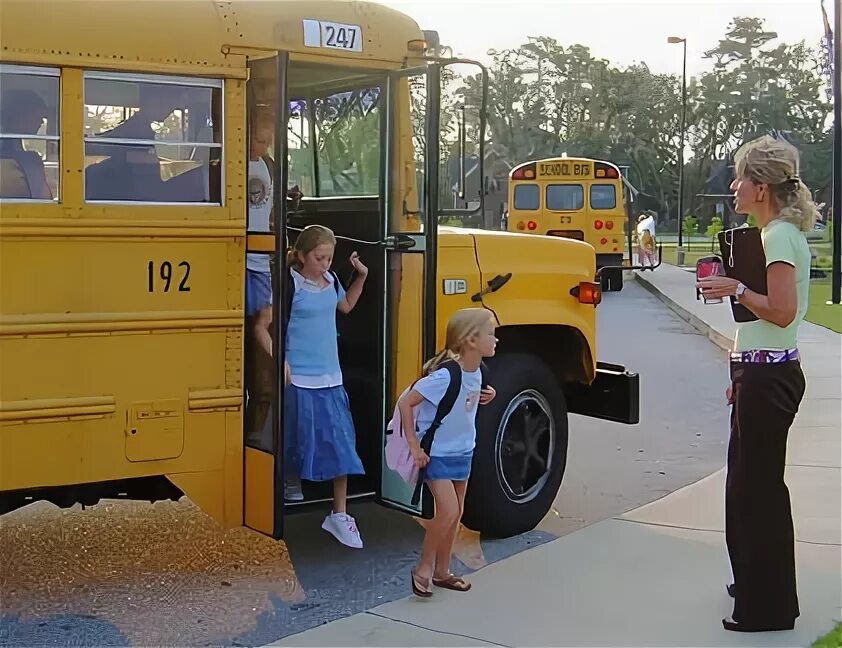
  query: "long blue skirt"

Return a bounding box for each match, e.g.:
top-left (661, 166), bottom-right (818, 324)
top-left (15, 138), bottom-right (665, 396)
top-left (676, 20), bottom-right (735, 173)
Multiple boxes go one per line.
top-left (284, 385), bottom-right (364, 482)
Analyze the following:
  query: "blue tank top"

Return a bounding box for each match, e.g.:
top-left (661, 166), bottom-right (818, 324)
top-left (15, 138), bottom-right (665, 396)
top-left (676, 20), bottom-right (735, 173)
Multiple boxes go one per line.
top-left (285, 270), bottom-right (345, 380)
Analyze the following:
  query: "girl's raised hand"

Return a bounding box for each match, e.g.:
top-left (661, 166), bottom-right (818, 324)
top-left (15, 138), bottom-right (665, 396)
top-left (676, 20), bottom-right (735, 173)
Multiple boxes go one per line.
top-left (479, 386), bottom-right (496, 405)
top-left (349, 251), bottom-right (368, 277)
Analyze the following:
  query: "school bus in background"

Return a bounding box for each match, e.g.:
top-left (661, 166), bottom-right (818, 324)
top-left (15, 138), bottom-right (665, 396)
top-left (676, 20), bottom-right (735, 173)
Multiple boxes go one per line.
top-left (505, 157), bottom-right (630, 291)
top-left (0, 0), bottom-right (638, 540)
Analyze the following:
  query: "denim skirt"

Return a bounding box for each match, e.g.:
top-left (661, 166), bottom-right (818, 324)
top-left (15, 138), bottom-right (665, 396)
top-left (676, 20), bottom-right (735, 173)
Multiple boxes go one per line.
top-left (424, 452), bottom-right (474, 482)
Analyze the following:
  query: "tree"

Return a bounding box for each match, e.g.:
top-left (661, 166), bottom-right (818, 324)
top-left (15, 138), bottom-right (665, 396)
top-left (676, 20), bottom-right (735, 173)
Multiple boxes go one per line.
top-left (689, 17), bottom-right (832, 216)
top-left (706, 215), bottom-right (724, 251)
top-left (438, 17), bottom-right (831, 229)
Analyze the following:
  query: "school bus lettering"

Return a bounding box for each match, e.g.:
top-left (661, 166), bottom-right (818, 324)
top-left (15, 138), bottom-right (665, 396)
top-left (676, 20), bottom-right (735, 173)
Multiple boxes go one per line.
top-left (147, 260), bottom-right (191, 293)
top-left (538, 162), bottom-right (591, 178)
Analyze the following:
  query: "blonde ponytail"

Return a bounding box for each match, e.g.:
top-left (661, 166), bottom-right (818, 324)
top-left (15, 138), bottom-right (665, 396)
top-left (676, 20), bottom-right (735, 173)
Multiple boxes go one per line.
top-left (775, 178), bottom-right (818, 232)
top-left (420, 308), bottom-right (495, 377)
top-left (422, 348), bottom-right (456, 377)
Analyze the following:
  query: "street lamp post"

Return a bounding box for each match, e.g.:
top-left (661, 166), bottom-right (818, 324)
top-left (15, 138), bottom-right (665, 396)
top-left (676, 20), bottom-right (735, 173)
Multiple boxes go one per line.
top-left (668, 36), bottom-right (687, 266)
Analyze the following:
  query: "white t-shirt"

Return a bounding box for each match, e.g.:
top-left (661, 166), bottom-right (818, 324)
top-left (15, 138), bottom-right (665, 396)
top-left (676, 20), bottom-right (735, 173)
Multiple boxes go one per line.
top-left (413, 366), bottom-right (482, 457)
top-left (636, 215), bottom-right (656, 238)
top-left (246, 158), bottom-right (273, 273)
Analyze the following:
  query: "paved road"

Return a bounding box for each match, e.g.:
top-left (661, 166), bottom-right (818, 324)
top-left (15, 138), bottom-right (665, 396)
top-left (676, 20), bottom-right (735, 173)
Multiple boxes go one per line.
top-left (541, 278), bottom-right (730, 536)
top-left (0, 278), bottom-right (730, 647)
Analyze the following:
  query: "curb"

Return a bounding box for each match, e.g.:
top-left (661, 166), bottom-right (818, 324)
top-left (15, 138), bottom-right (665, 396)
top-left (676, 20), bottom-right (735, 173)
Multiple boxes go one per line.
top-left (633, 272), bottom-right (734, 353)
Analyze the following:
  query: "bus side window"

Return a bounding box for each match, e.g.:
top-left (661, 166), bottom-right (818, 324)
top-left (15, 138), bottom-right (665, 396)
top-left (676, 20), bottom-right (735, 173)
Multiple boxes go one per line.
top-left (513, 184), bottom-right (539, 210)
top-left (590, 184), bottom-right (617, 210)
top-left (0, 65), bottom-right (60, 201)
top-left (83, 73), bottom-right (223, 204)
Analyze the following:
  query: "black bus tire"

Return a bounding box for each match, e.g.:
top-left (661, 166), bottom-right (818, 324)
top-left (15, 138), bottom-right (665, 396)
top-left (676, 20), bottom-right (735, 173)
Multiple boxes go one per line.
top-left (462, 353), bottom-right (569, 538)
top-left (600, 267), bottom-right (624, 292)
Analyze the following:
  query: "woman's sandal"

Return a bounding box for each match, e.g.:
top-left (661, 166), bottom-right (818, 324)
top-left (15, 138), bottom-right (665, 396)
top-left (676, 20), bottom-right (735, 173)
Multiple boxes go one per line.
top-left (411, 568), bottom-right (433, 598)
top-left (432, 573), bottom-right (472, 592)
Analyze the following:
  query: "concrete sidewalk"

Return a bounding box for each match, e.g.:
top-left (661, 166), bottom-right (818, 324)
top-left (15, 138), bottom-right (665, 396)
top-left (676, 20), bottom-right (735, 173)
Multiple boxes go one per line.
top-left (269, 265), bottom-right (841, 648)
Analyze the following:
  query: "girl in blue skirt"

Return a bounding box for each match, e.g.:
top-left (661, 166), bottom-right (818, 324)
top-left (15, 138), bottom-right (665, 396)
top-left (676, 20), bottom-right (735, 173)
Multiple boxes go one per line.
top-left (397, 308), bottom-right (498, 596)
top-left (284, 225), bottom-right (368, 549)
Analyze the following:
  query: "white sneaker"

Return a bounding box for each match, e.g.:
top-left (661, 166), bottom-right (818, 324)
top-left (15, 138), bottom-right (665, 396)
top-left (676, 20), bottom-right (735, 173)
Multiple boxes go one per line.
top-left (284, 477), bottom-right (304, 502)
top-left (321, 512), bottom-right (363, 549)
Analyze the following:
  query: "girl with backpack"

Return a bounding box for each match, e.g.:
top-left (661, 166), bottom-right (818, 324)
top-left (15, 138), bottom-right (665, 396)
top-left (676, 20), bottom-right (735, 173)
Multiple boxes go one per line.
top-left (396, 308), bottom-right (498, 596)
top-left (283, 224), bottom-right (368, 549)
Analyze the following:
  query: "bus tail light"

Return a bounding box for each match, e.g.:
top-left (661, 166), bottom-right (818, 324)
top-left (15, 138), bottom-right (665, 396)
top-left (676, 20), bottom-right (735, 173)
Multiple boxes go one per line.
top-left (516, 221), bottom-right (526, 231)
top-left (527, 220), bottom-right (538, 231)
top-left (594, 220), bottom-right (604, 230)
top-left (594, 161), bottom-right (619, 179)
top-left (570, 281), bottom-right (602, 306)
top-left (512, 162), bottom-right (537, 180)
top-left (600, 237), bottom-right (608, 245)
top-left (605, 220), bottom-right (614, 230)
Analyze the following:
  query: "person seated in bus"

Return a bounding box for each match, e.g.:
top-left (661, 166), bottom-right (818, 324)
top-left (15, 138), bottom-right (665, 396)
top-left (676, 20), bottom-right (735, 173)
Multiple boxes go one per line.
top-left (243, 116), bottom-right (276, 450)
top-left (0, 89), bottom-right (52, 199)
top-left (283, 225), bottom-right (369, 548)
top-left (86, 83), bottom-right (188, 201)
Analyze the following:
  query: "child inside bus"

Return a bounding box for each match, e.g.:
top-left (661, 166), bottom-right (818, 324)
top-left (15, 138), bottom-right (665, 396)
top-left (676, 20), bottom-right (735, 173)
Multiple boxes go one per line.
top-left (243, 115), bottom-right (275, 449)
top-left (397, 308), bottom-right (498, 596)
top-left (283, 224), bottom-right (369, 548)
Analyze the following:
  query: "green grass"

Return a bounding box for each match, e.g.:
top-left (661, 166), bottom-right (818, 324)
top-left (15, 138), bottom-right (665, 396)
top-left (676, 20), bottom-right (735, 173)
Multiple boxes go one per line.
top-left (658, 241), bottom-right (842, 333)
top-left (812, 622), bottom-right (842, 648)
top-left (658, 242), bottom-right (715, 267)
top-left (807, 282), bottom-right (842, 333)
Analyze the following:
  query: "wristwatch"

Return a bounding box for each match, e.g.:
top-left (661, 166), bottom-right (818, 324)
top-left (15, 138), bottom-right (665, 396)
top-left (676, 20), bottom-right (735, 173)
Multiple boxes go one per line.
top-left (735, 282), bottom-right (747, 301)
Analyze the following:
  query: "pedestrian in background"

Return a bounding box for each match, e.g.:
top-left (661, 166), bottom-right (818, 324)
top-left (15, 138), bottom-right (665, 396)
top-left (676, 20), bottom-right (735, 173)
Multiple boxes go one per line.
top-left (636, 212), bottom-right (657, 267)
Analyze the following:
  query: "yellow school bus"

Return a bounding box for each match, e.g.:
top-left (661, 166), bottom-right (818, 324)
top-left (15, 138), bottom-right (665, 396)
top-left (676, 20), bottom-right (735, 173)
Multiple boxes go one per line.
top-left (505, 157), bottom-right (630, 291)
top-left (0, 0), bottom-right (638, 540)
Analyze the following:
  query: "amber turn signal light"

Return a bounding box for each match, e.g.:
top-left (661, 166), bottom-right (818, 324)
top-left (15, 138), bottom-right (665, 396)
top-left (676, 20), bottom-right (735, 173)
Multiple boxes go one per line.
top-left (569, 281), bottom-right (602, 305)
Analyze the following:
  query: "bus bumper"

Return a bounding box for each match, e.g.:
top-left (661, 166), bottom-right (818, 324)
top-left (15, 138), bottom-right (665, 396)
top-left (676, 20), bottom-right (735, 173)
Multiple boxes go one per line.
top-left (596, 253), bottom-right (623, 268)
top-left (565, 362), bottom-right (639, 424)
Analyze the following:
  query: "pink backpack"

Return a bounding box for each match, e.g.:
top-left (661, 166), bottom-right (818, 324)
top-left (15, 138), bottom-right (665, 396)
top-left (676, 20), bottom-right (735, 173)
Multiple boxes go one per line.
top-left (384, 360), bottom-right (464, 504)
top-left (384, 387), bottom-right (421, 486)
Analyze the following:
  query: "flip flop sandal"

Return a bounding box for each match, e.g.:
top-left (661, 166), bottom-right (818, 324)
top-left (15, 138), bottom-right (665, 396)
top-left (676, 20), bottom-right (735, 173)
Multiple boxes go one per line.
top-left (411, 568), bottom-right (432, 598)
top-left (432, 573), bottom-right (472, 592)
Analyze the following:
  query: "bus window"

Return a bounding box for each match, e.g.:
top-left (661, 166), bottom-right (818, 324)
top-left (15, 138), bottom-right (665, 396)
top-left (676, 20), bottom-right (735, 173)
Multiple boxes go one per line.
top-left (288, 99), bottom-right (315, 197)
top-left (0, 64), bottom-right (60, 201)
top-left (590, 184), bottom-right (617, 210)
top-left (83, 72), bottom-right (222, 204)
top-left (513, 184), bottom-right (539, 210)
top-left (313, 88), bottom-right (380, 197)
top-left (546, 184), bottom-right (583, 211)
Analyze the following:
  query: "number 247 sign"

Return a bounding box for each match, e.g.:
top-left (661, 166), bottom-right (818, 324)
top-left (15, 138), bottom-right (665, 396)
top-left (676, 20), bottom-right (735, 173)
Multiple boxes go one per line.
top-left (302, 19), bottom-right (363, 53)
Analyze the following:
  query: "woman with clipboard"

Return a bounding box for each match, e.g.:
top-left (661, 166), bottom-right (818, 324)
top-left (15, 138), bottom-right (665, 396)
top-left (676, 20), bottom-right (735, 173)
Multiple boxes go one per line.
top-left (696, 135), bottom-right (815, 633)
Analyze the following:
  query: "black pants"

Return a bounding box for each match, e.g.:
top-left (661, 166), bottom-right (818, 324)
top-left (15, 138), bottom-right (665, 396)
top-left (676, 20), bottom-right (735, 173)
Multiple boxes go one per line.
top-left (726, 360), bottom-right (805, 625)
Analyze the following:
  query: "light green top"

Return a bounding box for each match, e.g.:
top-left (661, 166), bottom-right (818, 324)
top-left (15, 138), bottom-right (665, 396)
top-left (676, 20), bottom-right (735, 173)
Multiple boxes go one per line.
top-left (735, 219), bottom-right (811, 351)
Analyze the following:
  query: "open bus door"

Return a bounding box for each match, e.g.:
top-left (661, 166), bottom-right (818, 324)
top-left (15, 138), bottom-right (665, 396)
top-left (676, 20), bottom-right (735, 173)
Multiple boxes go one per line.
top-left (242, 53), bottom-right (290, 539)
top-left (377, 58), bottom-right (488, 518)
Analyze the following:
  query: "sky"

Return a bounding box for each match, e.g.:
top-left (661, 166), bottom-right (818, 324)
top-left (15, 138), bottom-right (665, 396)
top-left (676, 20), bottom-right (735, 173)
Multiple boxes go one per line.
top-left (380, 0), bottom-right (835, 79)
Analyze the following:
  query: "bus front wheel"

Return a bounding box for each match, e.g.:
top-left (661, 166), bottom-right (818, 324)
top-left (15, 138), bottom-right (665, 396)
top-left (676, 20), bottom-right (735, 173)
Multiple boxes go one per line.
top-left (462, 353), bottom-right (569, 538)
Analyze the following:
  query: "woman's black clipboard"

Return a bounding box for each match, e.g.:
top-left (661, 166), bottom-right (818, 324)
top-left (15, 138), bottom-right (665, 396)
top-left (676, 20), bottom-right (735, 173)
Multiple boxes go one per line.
top-left (717, 226), bottom-right (767, 322)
